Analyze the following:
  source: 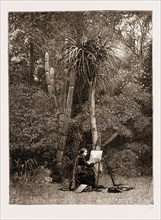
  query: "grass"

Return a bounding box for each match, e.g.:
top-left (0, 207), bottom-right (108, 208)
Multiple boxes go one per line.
top-left (9, 175), bottom-right (153, 205)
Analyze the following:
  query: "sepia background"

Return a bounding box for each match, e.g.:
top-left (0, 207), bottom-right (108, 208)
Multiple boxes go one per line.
top-left (1, 0), bottom-right (161, 219)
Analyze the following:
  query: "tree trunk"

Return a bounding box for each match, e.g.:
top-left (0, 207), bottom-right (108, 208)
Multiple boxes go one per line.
top-left (56, 68), bottom-right (76, 181)
top-left (56, 113), bottom-right (68, 180)
top-left (29, 42), bottom-right (33, 86)
top-left (29, 12), bottom-right (34, 86)
top-left (88, 79), bottom-right (103, 181)
top-left (66, 69), bottom-right (76, 118)
top-left (89, 80), bottom-right (98, 150)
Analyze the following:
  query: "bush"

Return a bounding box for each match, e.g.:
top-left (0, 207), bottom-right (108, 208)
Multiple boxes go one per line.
top-left (106, 142), bottom-right (152, 177)
top-left (9, 84), bottom-right (58, 178)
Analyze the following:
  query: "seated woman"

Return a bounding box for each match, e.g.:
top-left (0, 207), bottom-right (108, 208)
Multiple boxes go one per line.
top-left (73, 148), bottom-right (96, 189)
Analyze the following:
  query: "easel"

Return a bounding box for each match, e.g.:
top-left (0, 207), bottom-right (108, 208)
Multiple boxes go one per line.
top-left (96, 160), bottom-right (101, 190)
top-left (94, 154), bottom-right (109, 190)
top-left (93, 133), bottom-right (116, 190)
top-left (95, 154), bottom-right (134, 192)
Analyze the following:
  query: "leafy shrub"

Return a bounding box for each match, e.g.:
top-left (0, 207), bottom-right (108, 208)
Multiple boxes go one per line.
top-left (9, 84), bottom-right (58, 177)
top-left (31, 166), bottom-right (52, 184)
top-left (11, 157), bottom-right (37, 179)
top-left (106, 142), bottom-right (152, 177)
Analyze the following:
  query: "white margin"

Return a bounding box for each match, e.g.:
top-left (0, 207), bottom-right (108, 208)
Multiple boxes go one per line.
top-left (1, 1), bottom-right (160, 220)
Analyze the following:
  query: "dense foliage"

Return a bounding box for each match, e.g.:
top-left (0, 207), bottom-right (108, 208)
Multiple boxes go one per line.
top-left (9, 84), bottom-right (59, 178)
top-left (9, 11), bottom-right (152, 179)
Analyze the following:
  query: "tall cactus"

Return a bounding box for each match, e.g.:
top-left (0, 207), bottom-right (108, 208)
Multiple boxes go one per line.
top-left (45, 52), bottom-right (58, 110)
top-left (45, 52), bottom-right (54, 95)
top-left (45, 51), bottom-right (76, 181)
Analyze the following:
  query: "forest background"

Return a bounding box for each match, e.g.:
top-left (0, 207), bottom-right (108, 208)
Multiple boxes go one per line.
top-left (9, 11), bottom-right (153, 183)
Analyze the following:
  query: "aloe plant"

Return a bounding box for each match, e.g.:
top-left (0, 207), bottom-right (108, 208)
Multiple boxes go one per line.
top-left (61, 34), bottom-right (120, 149)
top-left (14, 158), bottom-right (37, 179)
top-left (44, 35), bottom-right (120, 180)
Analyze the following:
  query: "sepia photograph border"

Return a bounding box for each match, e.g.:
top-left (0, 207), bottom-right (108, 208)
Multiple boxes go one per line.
top-left (1, 0), bottom-right (160, 219)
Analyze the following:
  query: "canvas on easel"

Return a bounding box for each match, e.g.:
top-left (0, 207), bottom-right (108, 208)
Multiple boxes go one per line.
top-left (89, 150), bottom-right (103, 187)
top-left (89, 150), bottom-right (103, 163)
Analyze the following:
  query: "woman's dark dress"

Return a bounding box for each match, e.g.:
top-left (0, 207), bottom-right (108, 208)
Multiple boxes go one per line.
top-left (74, 155), bottom-right (95, 188)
